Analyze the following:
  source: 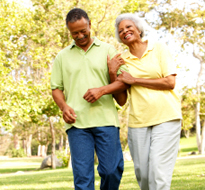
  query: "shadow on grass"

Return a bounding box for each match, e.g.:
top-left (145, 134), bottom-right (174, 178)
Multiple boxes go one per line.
top-left (180, 147), bottom-right (198, 153)
top-left (0, 162), bottom-right (139, 190)
top-left (0, 167), bottom-right (39, 174)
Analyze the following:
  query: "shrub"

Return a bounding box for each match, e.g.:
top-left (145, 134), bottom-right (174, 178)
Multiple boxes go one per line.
top-left (55, 150), bottom-right (70, 167)
top-left (6, 148), bottom-right (26, 157)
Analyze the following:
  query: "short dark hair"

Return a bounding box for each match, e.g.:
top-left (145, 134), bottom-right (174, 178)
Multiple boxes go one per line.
top-left (66, 8), bottom-right (90, 28)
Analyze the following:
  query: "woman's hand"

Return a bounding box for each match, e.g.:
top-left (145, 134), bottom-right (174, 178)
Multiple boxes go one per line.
top-left (117, 70), bottom-right (136, 85)
top-left (107, 53), bottom-right (125, 75)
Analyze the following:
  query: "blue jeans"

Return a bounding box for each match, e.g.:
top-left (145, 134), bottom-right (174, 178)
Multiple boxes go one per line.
top-left (66, 126), bottom-right (124, 190)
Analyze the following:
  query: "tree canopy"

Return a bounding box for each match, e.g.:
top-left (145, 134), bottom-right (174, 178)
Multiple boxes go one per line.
top-left (1, 0), bottom-right (205, 154)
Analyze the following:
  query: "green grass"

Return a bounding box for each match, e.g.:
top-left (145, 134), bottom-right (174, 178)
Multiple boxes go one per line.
top-left (172, 158), bottom-right (205, 190)
top-left (0, 157), bottom-right (205, 190)
top-left (0, 157), bottom-right (43, 174)
top-left (0, 159), bottom-right (137, 190)
top-left (179, 136), bottom-right (198, 157)
top-left (0, 136), bottom-right (204, 190)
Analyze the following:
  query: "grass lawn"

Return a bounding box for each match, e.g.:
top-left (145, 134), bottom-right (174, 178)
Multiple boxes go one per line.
top-left (179, 136), bottom-right (198, 157)
top-left (0, 157), bottom-right (204, 190)
top-left (0, 136), bottom-right (204, 190)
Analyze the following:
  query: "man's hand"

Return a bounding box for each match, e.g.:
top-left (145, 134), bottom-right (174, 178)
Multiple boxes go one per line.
top-left (107, 53), bottom-right (125, 75)
top-left (83, 88), bottom-right (104, 103)
top-left (62, 105), bottom-right (77, 124)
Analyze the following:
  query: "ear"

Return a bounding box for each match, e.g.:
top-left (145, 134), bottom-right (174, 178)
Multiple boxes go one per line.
top-left (136, 27), bottom-right (141, 34)
top-left (89, 20), bottom-right (91, 29)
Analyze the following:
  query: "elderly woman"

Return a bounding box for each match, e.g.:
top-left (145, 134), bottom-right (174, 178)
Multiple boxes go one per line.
top-left (109, 13), bottom-right (182, 190)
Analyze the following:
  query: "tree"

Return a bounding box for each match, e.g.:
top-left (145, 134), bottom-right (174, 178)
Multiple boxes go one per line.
top-left (181, 87), bottom-right (196, 138)
top-left (1, 0), bottom-right (154, 157)
top-left (152, 0), bottom-right (205, 153)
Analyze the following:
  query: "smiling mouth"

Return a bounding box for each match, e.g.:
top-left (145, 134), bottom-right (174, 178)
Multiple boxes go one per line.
top-left (125, 33), bottom-right (132, 39)
top-left (76, 35), bottom-right (87, 42)
top-left (78, 38), bottom-right (86, 42)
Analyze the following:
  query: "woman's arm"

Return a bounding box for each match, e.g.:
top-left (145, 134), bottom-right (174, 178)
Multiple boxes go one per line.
top-left (107, 54), bottom-right (129, 106)
top-left (117, 70), bottom-right (176, 90)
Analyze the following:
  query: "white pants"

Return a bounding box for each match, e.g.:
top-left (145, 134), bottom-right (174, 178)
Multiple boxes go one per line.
top-left (128, 119), bottom-right (181, 190)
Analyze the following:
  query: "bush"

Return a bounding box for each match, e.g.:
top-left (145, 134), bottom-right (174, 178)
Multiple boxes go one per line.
top-left (6, 148), bottom-right (26, 158)
top-left (55, 150), bottom-right (70, 167)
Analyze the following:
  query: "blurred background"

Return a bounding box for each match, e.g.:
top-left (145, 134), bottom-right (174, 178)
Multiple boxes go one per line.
top-left (0, 0), bottom-right (205, 159)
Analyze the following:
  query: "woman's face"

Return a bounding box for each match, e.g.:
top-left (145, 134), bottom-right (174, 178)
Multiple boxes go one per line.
top-left (118, 20), bottom-right (141, 45)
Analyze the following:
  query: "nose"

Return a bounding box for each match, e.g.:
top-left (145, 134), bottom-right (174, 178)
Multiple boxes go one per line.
top-left (78, 32), bottom-right (84, 39)
top-left (123, 28), bottom-right (128, 34)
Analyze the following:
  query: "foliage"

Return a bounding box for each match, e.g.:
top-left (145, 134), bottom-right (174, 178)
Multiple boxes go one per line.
top-left (148, 0), bottom-right (205, 153)
top-left (0, 0), bottom-right (151, 154)
top-left (55, 150), bottom-right (70, 167)
top-left (118, 101), bottom-right (129, 150)
top-left (2, 0), bottom-right (204, 155)
top-left (181, 87), bottom-right (197, 131)
top-left (6, 148), bottom-right (26, 158)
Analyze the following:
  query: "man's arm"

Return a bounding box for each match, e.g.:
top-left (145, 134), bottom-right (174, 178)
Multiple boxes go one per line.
top-left (52, 89), bottom-right (77, 124)
top-left (83, 80), bottom-right (129, 105)
top-left (83, 54), bottom-right (129, 106)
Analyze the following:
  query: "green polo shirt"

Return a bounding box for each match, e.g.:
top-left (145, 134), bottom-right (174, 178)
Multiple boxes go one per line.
top-left (51, 37), bottom-right (122, 130)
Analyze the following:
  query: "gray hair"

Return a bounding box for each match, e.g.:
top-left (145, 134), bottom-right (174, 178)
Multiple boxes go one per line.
top-left (115, 13), bottom-right (145, 43)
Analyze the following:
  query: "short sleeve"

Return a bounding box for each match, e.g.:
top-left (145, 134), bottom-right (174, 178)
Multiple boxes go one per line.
top-left (50, 55), bottom-right (64, 91)
top-left (117, 64), bottom-right (129, 75)
top-left (108, 45), bottom-right (118, 59)
top-left (158, 43), bottom-right (177, 77)
top-left (107, 45), bottom-right (129, 75)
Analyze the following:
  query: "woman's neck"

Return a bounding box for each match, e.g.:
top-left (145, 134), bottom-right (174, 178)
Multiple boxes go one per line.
top-left (129, 41), bottom-right (148, 59)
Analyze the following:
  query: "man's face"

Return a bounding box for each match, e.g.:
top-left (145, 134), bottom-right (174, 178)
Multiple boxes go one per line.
top-left (67, 17), bottom-right (91, 50)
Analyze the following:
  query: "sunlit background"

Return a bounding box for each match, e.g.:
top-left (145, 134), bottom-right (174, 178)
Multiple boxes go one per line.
top-left (1, 0), bottom-right (205, 160)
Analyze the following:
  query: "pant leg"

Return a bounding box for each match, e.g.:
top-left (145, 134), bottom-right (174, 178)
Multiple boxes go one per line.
top-left (92, 126), bottom-right (124, 190)
top-left (128, 127), bottom-right (151, 190)
top-left (149, 119), bottom-right (181, 190)
top-left (66, 127), bottom-right (95, 190)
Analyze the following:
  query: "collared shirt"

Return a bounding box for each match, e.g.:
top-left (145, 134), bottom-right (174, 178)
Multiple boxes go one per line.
top-left (121, 41), bottom-right (182, 128)
top-left (51, 37), bottom-right (121, 130)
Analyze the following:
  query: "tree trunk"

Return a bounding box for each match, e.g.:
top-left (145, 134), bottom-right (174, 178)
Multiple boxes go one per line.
top-left (59, 134), bottom-right (64, 151)
top-left (195, 102), bottom-right (201, 153)
top-left (184, 129), bottom-right (190, 138)
top-left (38, 145), bottom-right (41, 156)
top-left (37, 130), bottom-right (41, 156)
top-left (65, 136), bottom-right (72, 168)
top-left (22, 139), bottom-right (26, 154)
top-left (193, 47), bottom-right (204, 154)
top-left (45, 141), bottom-right (49, 157)
top-left (65, 136), bottom-right (69, 155)
top-left (41, 145), bottom-right (46, 157)
top-left (13, 133), bottom-right (20, 150)
top-left (26, 134), bottom-right (32, 157)
top-left (49, 117), bottom-right (56, 169)
top-left (201, 120), bottom-right (205, 155)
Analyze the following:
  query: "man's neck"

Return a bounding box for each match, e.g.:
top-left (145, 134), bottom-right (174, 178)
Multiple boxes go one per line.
top-left (80, 38), bottom-right (94, 52)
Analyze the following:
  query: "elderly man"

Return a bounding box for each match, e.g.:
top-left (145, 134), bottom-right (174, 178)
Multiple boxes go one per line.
top-left (50, 8), bottom-right (128, 190)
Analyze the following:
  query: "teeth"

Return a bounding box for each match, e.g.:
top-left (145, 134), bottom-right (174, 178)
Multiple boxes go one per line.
top-left (125, 34), bottom-right (132, 39)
